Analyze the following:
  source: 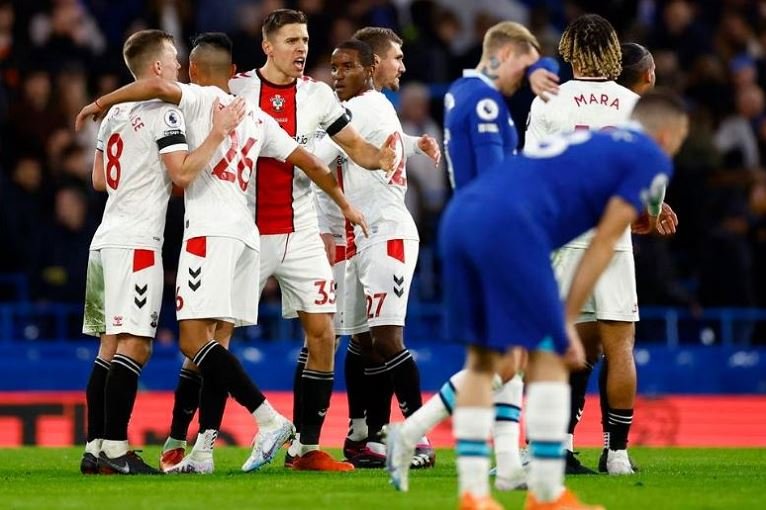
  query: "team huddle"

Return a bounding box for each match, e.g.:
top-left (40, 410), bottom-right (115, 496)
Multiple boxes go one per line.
top-left (74, 9), bottom-right (687, 510)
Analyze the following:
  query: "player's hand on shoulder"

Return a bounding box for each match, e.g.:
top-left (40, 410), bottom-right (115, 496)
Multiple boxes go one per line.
top-left (529, 68), bottom-right (559, 103)
top-left (342, 204), bottom-right (369, 238)
top-left (212, 97), bottom-right (246, 137)
top-left (418, 134), bottom-right (441, 167)
top-left (656, 202), bottom-right (678, 235)
top-left (74, 100), bottom-right (106, 131)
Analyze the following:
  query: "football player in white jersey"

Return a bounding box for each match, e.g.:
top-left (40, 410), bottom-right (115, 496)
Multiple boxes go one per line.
top-left (311, 39), bottom-right (427, 471)
top-left (77, 32), bottom-right (369, 474)
top-left (525, 15), bottom-right (677, 475)
top-left (77, 29), bottom-right (245, 475)
top-left (229, 9), bottom-right (397, 472)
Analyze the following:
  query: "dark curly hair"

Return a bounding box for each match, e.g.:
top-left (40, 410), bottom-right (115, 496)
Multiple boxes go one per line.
top-left (559, 14), bottom-right (622, 80)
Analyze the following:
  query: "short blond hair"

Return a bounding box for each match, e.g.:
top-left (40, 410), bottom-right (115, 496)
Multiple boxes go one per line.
top-left (482, 21), bottom-right (540, 58)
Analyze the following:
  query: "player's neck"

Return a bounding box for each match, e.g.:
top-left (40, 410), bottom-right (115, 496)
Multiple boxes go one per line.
top-left (475, 62), bottom-right (500, 88)
top-left (259, 61), bottom-right (297, 85)
top-left (573, 69), bottom-right (608, 81)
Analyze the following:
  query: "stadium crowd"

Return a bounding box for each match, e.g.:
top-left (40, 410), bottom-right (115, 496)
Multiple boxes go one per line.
top-left (2, 0), bottom-right (766, 335)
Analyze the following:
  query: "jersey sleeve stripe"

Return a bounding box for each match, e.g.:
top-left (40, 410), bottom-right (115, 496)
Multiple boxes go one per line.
top-left (325, 112), bottom-right (351, 137)
top-left (157, 133), bottom-right (188, 151)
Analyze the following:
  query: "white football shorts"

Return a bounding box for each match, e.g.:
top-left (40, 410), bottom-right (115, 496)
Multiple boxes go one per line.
top-left (343, 239), bottom-right (419, 335)
top-left (82, 247), bottom-right (163, 338)
top-left (260, 227), bottom-right (337, 319)
top-left (553, 246), bottom-right (639, 323)
top-left (175, 236), bottom-right (260, 326)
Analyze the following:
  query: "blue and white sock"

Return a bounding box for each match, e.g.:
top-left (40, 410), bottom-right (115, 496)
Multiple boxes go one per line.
top-left (454, 407), bottom-right (494, 497)
top-left (526, 382), bottom-right (569, 502)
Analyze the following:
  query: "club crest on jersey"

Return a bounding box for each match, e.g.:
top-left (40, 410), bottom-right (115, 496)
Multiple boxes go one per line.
top-left (271, 94), bottom-right (286, 112)
top-left (164, 110), bottom-right (182, 128)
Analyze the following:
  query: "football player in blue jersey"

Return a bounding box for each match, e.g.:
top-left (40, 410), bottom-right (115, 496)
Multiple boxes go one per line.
top-left (385, 21), bottom-right (560, 494)
top-left (443, 21), bottom-right (559, 189)
top-left (437, 90), bottom-right (688, 510)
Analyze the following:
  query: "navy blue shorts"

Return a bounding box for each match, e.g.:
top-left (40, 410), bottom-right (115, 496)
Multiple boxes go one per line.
top-left (438, 201), bottom-right (568, 355)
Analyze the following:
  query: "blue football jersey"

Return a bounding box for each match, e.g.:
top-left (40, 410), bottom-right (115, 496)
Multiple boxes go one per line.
top-left (456, 128), bottom-right (673, 248)
top-left (444, 70), bottom-right (518, 190)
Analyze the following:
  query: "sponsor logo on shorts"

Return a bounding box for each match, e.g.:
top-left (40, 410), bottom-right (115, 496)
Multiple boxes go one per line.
top-left (113, 315), bottom-right (123, 327)
top-left (393, 274), bottom-right (405, 297)
top-left (150, 311), bottom-right (159, 328)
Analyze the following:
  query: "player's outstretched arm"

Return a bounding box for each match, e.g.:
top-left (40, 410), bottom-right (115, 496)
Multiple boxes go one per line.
top-left (163, 98), bottom-right (245, 188)
top-left (287, 146), bottom-right (369, 237)
top-left (331, 124), bottom-right (396, 173)
top-left (91, 151), bottom-right (106, 192)
top-left (75, 77), bottom-right (183, 131)
top-left (403, 133), bottom-right (441, 166)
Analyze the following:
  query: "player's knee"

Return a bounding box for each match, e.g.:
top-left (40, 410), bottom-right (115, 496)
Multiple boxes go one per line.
top-left (466, 345), bottom-right (499, 374)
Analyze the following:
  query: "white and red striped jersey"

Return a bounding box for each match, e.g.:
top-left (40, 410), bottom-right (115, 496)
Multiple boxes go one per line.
top-left (229, 69), bottom-right (349, 234)
top-left (177, 83), bottom-right (299, 250)
top-left (525, 79), bottom-right (639, 251)
top-left (90, 100), bottom-right (186, 250)
top-left (314, 90), bottom-right (418, 255)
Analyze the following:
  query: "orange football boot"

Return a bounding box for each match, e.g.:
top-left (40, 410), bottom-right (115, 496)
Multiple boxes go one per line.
top-left (292, 450), bottom-right (355, 472)
top-left (458, 492), bottom-right (504, 510)
top-left (524, 488), bottom-right (605, 510)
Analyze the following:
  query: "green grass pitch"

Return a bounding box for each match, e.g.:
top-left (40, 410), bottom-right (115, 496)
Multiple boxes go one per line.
top-left (2, 447), bottom-right (764, 509)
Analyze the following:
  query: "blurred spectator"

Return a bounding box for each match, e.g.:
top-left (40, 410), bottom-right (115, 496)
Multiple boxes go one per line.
top-left (6, 68), bottom-right (67, 162)
top-left (28, 0), bottom-right (106, 72)
top-left (398, 82), bottom-right (446, 229)
top-left (650, 0), bottom-right (712, 66)
top-left (0, 156), bottom-right (46, 274)
top-left (33, 185), bottom-right (91, 302)
top-left (434, 0), bottom-right (528, 53)
top-left (714, 84), bottom-right (763, 169)
top-left (230, 0), bottom-right (285, 72)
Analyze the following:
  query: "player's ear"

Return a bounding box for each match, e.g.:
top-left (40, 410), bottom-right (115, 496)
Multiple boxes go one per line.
top-left (373, 54), bottom-right (381, 66)
top-left (230, 63), bottom-right (237, 79)
top-left (152, 59), bottom-right (162, 77)
top-left (262, 37), bottom-right (272, 57)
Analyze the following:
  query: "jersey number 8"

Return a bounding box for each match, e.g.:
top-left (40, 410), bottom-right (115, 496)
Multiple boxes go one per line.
top-left (105, 133), bottom-right (124, 190)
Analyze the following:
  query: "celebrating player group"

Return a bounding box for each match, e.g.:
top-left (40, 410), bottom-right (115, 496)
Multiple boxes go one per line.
top-left (75, 8), bottom-right (685, 510)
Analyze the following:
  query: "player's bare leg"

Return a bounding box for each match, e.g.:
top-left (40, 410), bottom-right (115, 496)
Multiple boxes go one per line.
top-left (598, 320), bottom-right (637, 475)
top-left (453, 346), bottom-right (502, 509)
top-left (98, 333), bottom-right (160, 474)
top-left (524, 351), bottom-right (603, 510)
top-left (288, 311), bottom-right (353, 471)
top-left (565, 322), bottom-right (600, 474)
top-left (81, 334), bottom-right (117, 474)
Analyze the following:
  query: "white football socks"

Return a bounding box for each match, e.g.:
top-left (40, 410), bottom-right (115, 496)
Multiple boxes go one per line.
top-left (101, 439), bottom-right (129, 459)
top-left (493, 374), bottom-right (524, 478)
top-left (454, 407), bottom-right (494, 497)
top-left (526, 382), bottom-right (570, 502)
